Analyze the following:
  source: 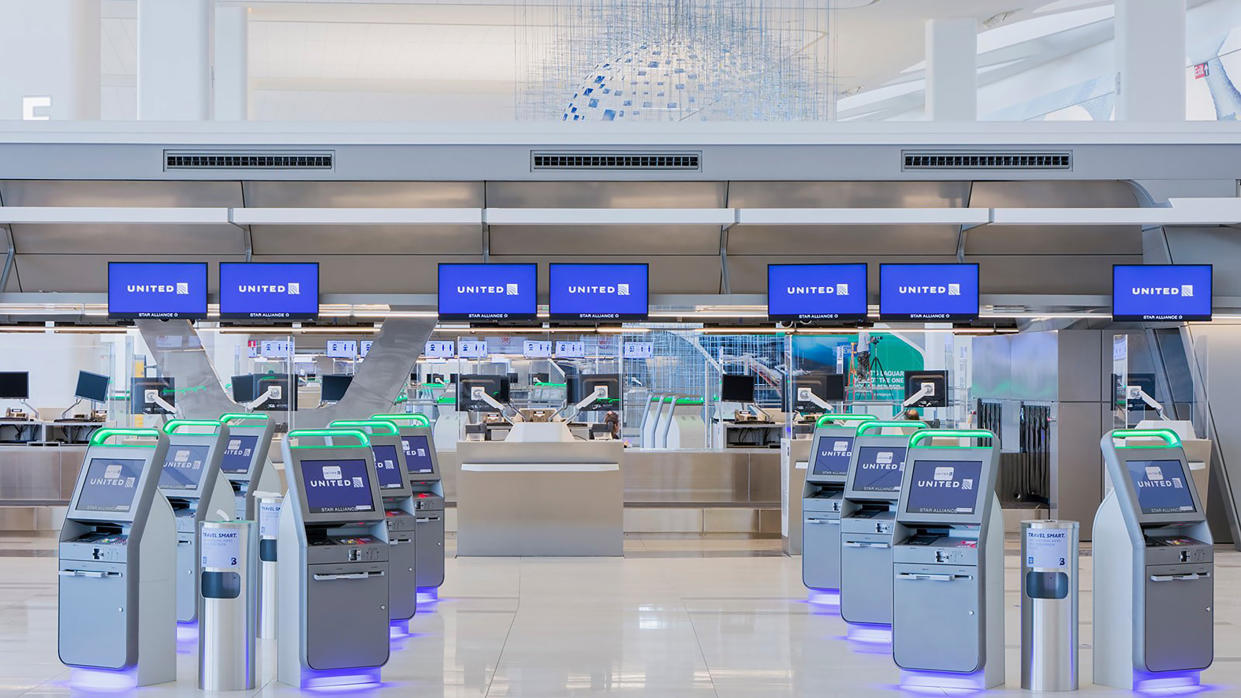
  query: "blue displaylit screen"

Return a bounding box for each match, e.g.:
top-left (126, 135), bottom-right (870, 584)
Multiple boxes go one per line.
top-left (812, 436), bottom-right (854, 476)
top-left (548, 264), bottom-right (648, 321)
top-left (438, 264), bottom-right (538, 321)
top-left (879, 264), bottom-right (979, 322)
top-left (219, 263), bottom-right (319, 320)
top-left (220, 434), bottom-right (259, 474)
top-left (767, 264), bottom-right (868, 322)
top-left (851, 446), bottom-right (908, 492)
top-left (371, 444), bottom-right (404, 490)
top-left (905, 460), bottom-right (984, 515)
top-left (77, 458), bottom-right (145, 513)
top-left (1126, 459), bottom-right (1196, 515)
top-left (401, 435), bottom-right (435, 474)
top-left (159, 444), bottom-right (211, 491)
top-left (300, 459), bottom-right (375, 514)
top-left (1112, 265), bottom-right (1212, 322)
top-left (108, 262), bottom-right (208, 319)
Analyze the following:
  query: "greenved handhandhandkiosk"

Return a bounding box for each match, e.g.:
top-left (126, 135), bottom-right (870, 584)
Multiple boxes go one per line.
top-left (1094, 429), bottom-right (1213, 693)
top-left (278, 429), bottom-right (390, 690)
top-left (58, 428), bottom-right (176, 689)
top-left (332, 419), bottom-right (417, 627)
top-left (158, 419), bottom-right (234, 625)
top-left (373, 413), bottom-right (445, 595)
top-left (218, 413), bottom-right (279, 519)
top-left (891, 429), bottom-right (1004, 692)
top-left (840, 420), bottom-right (924, 629)
top-left (802, 413), bottom-right (877, 595)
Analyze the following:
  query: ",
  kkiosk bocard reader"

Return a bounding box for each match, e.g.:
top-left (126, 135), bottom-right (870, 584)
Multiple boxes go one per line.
top-left (1094, 429), bottom-right (1213, 692)
top-left (218, 413), bottom-right (279, 520)
top-left (373, 413), bottom-right (445, 594)
top-left (278, 429), bottom-right (390, 689)
top-left (891, 429), bottom-right (1004, 691)
top-left (802, 413), bottom-right (877, 594)
top-left (158, 419), bottom-right (234, 624)
top-left (840, 420), bottom-right (924, 627)
top-left (331, 419), bottom-right (417, 624)
top-left (59, 428), bottom-right (176, 688)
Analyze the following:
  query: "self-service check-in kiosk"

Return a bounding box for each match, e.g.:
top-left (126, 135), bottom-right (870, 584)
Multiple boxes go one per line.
top-left (891, 429), bottom-right (1004, 691)
top-left (840, 420), bottom-right (924, 629)
top-left (218, 413), bottom-right (279, 520)
top-left (158, 419), bottom-right (234, 625)
top-left (1094, 428), bottom-right (1213, 692)
top-left (332, 419), bottom-right (417, 626)
top-left (802, 414), bottom-right (876, 595)
top-left (278, 428), bottom-right (390, 689)
top-left (666, 397), bottom-right (707, 450)
top-left (373, 413), bottom-right (445, 596)
top-left (59, 428), bottom-right (176, 688)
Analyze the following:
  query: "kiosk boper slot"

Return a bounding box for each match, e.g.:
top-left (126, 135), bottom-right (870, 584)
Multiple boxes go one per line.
top-left (802, 413), bottom-right (877, 594)
top-left (373, 413), bottom-right (445, 594)
top-left (892, 429), bottom-right (1004, 691)
top-left (332, 419), bottom-right (417, 624)
top-left (159, 419), bottom-right (235, 624)
top-left (218, 413), bottom-right (279, 520)
top-left (59, 428), bottom-right (176, 688)
top-left (840, 420), bottom-right (924, 627)
top-left (1094, 429), bottom-right (1213, 692)
top-left (278, 429), bottom-right (390, 689)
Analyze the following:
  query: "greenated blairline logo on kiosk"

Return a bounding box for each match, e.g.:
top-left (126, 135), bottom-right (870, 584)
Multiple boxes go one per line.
top-left (918, 465), bottom-right (974, 490)
top-left (308, 465), bottom-right (364, 490)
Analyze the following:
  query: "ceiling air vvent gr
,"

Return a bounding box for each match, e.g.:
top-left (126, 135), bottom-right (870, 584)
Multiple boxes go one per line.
top-left (531, 151), bottom-right (701, 171)
top-left (902, 150), bottom-right (1072, 171)
top-left (164, 150), bottom-right (334, 171)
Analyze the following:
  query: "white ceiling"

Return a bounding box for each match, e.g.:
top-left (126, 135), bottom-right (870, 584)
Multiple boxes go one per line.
top-left (93, 0), bottom-right (1236, 121)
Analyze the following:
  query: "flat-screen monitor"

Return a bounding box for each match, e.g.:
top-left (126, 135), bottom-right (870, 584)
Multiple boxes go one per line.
top-left (1112, 264), bottom-right (1212, 322)
top-left (851, 445), bottom-right (908, 492)
top-left (158, 444), bottom-right (211, 491)
top-left (879, 263), bottom-right (980, 322)
top-left (904, 370), bottom-right (948, 408)
top-left (548, 263), bottom-right (649, 322)
top-left (230, 375), bottom-right (257, 403)
top-left (904, 460), bottom-right (984, 515)
top-left (721, 374), bottom-right (755, 403)
top-left (219, 262), bottom-right (319, 320)
top-left (1125, 459), bottom-right (1197, 515)
top-left (458, 375), bottom-right (509, 411)
top-left (76, 458), bottom-right (144, 513)
top-left (575, 374), bottom-right (621, 412)
top-left (437, 263), bottom-right (538, 322)
top-left (107, 262), bottom-right (208, 320)
top-left (793, 372), bottom-right (844, 410)
top-left (254, 373), bottom-right (296, 411)
top-left (320, 375), bottom-right (353, 403)
top-left (400, 434), bottom-right (435, 474)
top-left (767, 263), bottom-right (868, 323)
top-left (220, 434), bottom-right (259, 474)
top-left (370, 444), bottom-right (404, 490)
top-left (130, 377), bottom-right (174, 415)
top-left (811, 435), bottom-right (854, 476)
top-left (75, 371), bottom-right (110, 403)
top-left (299, 459), bottom-right (375, 514)
top-left (0, 372), bottom-right (29, 399)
